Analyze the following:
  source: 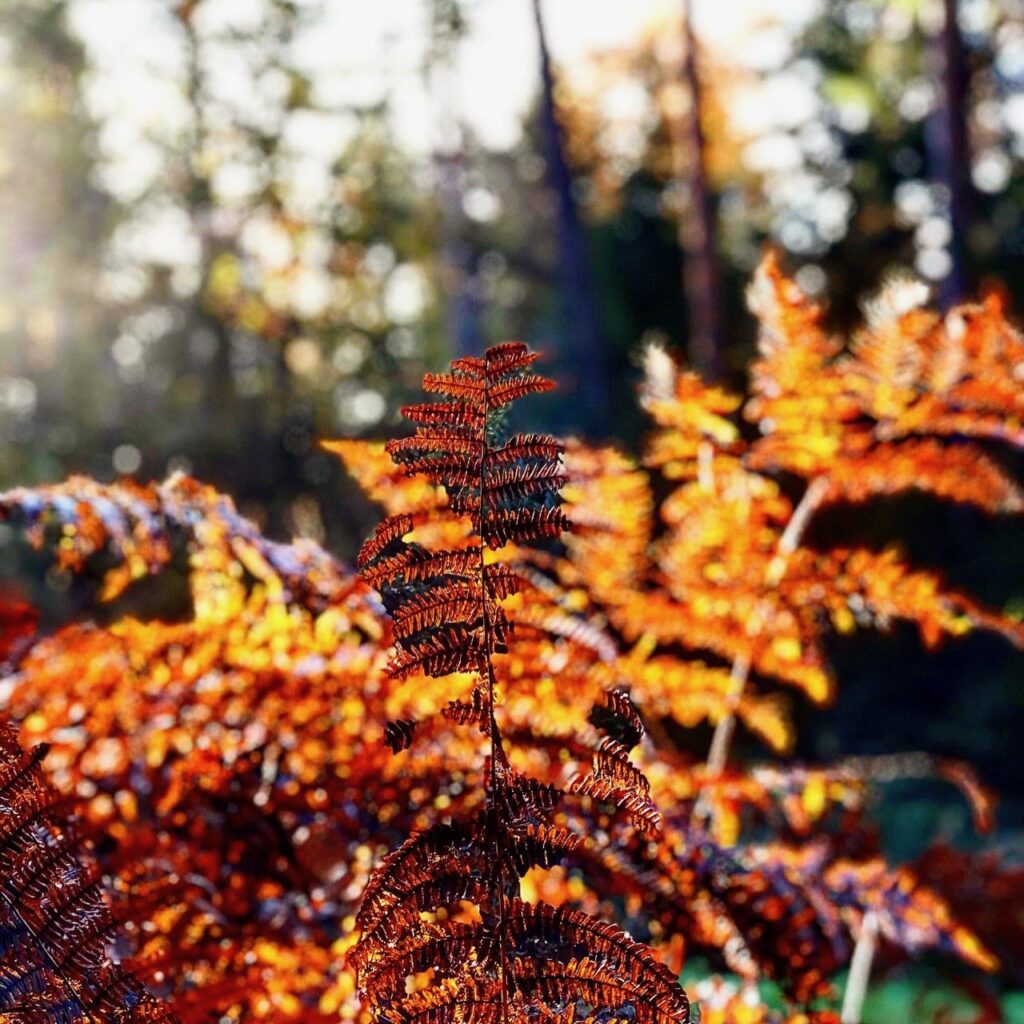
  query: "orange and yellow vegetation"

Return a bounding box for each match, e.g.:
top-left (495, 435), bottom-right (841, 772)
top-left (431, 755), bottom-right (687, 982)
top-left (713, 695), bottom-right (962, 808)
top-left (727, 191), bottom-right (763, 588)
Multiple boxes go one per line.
top-left (0, 257), bottom-right (1021, 1022)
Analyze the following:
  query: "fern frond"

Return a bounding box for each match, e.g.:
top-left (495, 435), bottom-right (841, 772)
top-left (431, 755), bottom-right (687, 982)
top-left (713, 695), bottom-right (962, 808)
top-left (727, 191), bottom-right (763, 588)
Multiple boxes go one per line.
top-left (486, 375), bottom-right (556, 409)
top-left (403, 401), bottom-right (487, 428)
top-left (482, 341), bottom-right (541, 378)
top-left (506, 901), bottom-right (689, 1021)
top-left (824, 858), bottom-right (998, 971)
top-left (391, 583), bottom-right (488, 638)
top-left (360, 546), bottom-right (480, 590)
top-left (422, 372), bottom-right (488, 402)
top-left (507, 822), bottom-right (585, 874)
top-left (442, 685), bottom-right (493, 733)
top-left (751, 437), bottom-right (1024, 513)
top-left (494, 434), bottom-right (565, 463)
top-left (356, 822), bottom-right (491, 939)
top-left (588, 690), bottom-right (644, 750)
top-left (569, 737), bottom-right (661, 835)
top-left (383, 719), bottom-right (418, 754)
top-left (481, 507), bottom-right (570, 549)
top-left (385, 626), bottom-right (489, 680)
top-left (746, 254), bottom-right (1024, 507)
top-left (357, 513), bottom-right (416, 568)
top-left (0, 720), bottom-right (178, 1024)
top-left (354, 344), bottom-right (682, 1024)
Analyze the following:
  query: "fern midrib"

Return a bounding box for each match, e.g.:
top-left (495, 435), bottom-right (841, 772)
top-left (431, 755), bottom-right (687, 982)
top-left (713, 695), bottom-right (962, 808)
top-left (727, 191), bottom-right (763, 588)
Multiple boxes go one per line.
top-left (478, 372), bottom-right (510, 1024)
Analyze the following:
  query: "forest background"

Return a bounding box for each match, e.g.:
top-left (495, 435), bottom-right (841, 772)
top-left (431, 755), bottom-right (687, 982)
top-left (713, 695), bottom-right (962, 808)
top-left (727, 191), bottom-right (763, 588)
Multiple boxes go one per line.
top-left (1, 0), bottom-right (1023, 861)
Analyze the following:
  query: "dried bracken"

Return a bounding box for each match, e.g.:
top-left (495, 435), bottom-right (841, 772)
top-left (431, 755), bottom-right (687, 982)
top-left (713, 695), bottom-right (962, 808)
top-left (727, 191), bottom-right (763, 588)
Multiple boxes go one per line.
top-left (0, 259), bottom-right (1019, 1022)
top-left (0, 719), bottom-right (179, 1024)
top-left (353, 342), bottom-right (689, 1024)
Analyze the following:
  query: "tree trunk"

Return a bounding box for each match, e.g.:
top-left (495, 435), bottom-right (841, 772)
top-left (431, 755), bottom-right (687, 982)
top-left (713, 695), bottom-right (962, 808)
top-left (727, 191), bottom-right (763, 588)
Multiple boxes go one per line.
top-left (678, 0), bottom-right (723, 380)
top-left (928, 0), bottom-right (972, 306)
top-left (530, 0), bottom-right (609, 435)
top-left (429, 6), bottom-right (481, 357)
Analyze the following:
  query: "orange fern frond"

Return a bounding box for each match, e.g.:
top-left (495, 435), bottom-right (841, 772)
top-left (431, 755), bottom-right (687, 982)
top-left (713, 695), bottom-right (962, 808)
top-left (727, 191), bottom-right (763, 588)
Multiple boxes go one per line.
top-left (824, 857), bottom-right (998, 972)
top-left (746, 254), bottom-right (1024, 505)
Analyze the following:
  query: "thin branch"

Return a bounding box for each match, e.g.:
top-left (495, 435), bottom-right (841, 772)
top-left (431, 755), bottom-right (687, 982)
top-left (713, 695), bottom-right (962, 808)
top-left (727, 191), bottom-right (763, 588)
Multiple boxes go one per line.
top-left (478, 387), bottom-right (510, 1024)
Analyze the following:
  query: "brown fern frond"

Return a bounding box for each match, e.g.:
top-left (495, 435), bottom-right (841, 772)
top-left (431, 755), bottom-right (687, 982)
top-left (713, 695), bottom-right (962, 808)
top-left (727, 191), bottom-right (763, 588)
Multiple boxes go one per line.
top-left (482, 341), bottom-right (541, 378)
top-left (422, 372), bottom-right (489, 402)
top-left (384, 719), bottom-right (419, 754)
top-left (506, 901), bottom-right (689, 1020)
top-left (355, 822), bottom-right (492, 940)
top-left (442, 685), bottom-right (493, 732)
top-left (391, 584), bottom-right (489, 639)
top-left (381, 344), bottom-right (569, 549)
top-left (387, 436), bottom-right (484, 476)
top-left (588, 690), bottom-right (644, 750)
top-left (486, 375), bottom-right (556, 409)
top-left (357, 513), bottom-right (416, 569)
top-left (747, 255), bottom-right (1024, 508)
top-left (504, 823), bottom-right (584, 875)
top-left (569, 738), bottom-right (661, 836)
top-left (823, 858), bottom-right (998, 972)
top-left (356, 810), bottom-right (687, 1023)
top-left (481, 507), bottom-right (570, 549)
top-left (354, 344), bottom-right (685, 1024)
top-left (0, 720), bottom-right (178, 1024)
top-left (0, 473), bottom-right (351, 611)
top-left (404, 401), bottom-right (487, 428)
top-left (374, 976), bottom-right (505, 1024)
top-left (485, 461), bottom-right (568, 501)
top-left (511, 954), bottom-right (687, 1024)
top-left (494, 434), bottom-right (565, 463)
top-left (357, 923), bottom-right (490, 1001)
top-left (361, 546), bottom-right (481, 590)
top-left (385, 627), bottom-right (489, 680)
top-left (756, 438), bottom-right (1024, 513)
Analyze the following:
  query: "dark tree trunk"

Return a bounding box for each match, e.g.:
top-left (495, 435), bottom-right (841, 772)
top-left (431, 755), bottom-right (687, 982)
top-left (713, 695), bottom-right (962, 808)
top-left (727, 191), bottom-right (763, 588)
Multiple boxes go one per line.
top-left (433, 112), bottom-right (481, 357)
top-left (928, 0), bottom-right (973, 306)
top-left (530, 0), bottom-right (609, 436)
top-left (678, 0), bottom-right (723, 380)
top-left (429, 4), bottom-right (482, 357)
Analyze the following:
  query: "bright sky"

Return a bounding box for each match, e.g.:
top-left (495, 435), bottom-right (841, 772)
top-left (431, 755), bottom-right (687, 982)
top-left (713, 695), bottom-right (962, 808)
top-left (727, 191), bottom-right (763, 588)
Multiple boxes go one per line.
top-left (69, 0), bottom-right (819, 159)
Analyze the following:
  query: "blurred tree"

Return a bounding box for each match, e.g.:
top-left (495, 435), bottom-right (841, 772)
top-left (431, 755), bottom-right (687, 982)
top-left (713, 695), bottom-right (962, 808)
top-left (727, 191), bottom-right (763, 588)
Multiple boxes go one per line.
top-left (783, 0), bottom-right (1024, 319)
top-left (542, 6), bottom-right (754, 412)
top-left (529, 0), bottom-right (610, 436)
top-left (678, 0), bottom-right (724, 379)
top-left (4, 0), bottom-right (1024, 508)
top-left (931, 0), bottom-right (973, 304)
top-left (108, 0), bottom-right (446, 540)
top-left (425, 0), bottom-right (482, 358)
top-left (0, 0), bottom-right (447, 548)
top-left (0, 0), bottom-right (119, 484)
top-left (548, 0), bottom-right (1024, 349)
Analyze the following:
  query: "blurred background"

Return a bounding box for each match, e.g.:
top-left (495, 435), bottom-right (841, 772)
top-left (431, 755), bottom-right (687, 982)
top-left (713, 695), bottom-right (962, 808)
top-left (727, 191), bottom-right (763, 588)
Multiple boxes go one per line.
top-left (1, 0), bottom-right (1023, 837)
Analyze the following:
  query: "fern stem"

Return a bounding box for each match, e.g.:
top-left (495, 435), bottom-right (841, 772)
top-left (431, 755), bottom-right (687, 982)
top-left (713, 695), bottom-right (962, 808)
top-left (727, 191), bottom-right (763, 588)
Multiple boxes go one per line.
top-left (478, 403), bottom-right (510, 1024)
top-left (776, 476), bottom-right (830, 565)
top-left (704, 652), bottom-right (750, 777)
top-left (840, 910), bottom-right (879, 1024)
top-left (701, 476), bottom-right (829, 783)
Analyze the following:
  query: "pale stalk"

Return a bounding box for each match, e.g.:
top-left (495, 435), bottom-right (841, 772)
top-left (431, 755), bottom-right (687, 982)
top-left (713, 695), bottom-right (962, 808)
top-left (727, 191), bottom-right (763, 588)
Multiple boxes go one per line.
top-left (840, 910), bottom-right (879, 1024)
top-left (703, 476), bottom-right (830, 780)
